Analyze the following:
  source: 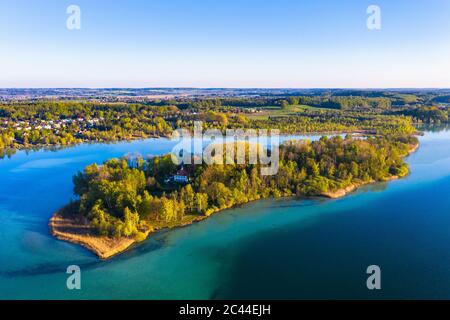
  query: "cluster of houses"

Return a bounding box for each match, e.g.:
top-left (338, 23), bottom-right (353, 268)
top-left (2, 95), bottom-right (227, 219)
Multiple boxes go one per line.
top-left (0, 117), bottom-right (104, 133)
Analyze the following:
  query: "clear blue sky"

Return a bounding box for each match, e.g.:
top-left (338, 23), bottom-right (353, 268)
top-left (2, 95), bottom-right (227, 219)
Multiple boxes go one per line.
top-left (1, 0), bottom-right (450, 88)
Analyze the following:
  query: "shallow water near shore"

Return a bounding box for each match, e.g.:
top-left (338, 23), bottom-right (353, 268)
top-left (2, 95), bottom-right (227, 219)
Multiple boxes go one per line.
top-left (1, 129), bottom-right (450, 299)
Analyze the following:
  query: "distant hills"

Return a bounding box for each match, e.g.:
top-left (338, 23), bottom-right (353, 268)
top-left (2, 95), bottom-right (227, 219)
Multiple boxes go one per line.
top-left (2, 88), bottom-right (450, 101)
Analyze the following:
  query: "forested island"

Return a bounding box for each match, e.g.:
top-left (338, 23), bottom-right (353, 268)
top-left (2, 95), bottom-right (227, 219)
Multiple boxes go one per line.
top-left (50, 134), bottom-right (419, 259)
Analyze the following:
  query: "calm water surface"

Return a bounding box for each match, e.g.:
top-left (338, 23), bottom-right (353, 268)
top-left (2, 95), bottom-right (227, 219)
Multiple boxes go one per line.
top-left (1, 130), bottom-right (450, 299)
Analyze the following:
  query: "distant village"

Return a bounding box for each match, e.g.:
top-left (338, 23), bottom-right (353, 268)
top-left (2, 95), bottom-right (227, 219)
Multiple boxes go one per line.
top-left (0, 117), bottom-right (104, 135)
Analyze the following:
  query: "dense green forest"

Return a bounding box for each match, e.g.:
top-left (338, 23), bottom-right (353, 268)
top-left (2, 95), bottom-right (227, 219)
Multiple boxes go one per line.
top-left (0, 102), bottom-right (174, 151)
top-left (396, 106), bottom-right (449, 124)
top-left (65, 134), bottom-right (418, 239)
top-left (248, 110), bottom-right (416, 135)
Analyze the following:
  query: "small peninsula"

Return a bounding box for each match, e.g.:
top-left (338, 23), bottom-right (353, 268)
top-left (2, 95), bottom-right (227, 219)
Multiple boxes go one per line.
top-left (50, 134), bottom-right (419, 259)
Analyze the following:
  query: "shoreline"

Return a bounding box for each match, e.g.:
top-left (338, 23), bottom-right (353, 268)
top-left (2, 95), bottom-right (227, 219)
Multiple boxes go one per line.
top-left (1, 133), bottom-right (167, 155)
top-left (49, 210), bottom-right (211, 260)
top-left (321, 143), bottom-right (419, 199)
top-left (47, 175), bottom-right (395, 259)
top-left (320, 180), bottom-right (375, 199)
top-left (2, 128), bottom-right (419, 158)
top-left (49, 213), bottom-right (142, 259)
top-left (49, 142), bottom-right (420, 260)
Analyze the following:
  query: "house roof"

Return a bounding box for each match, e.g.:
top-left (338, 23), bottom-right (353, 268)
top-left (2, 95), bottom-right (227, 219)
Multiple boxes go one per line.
top-left (176, 168), bottom-right (189, 176)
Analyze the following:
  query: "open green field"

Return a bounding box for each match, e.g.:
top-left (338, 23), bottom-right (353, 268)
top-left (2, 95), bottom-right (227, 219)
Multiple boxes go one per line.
top-left (245, 104), bottom-right (326, 120)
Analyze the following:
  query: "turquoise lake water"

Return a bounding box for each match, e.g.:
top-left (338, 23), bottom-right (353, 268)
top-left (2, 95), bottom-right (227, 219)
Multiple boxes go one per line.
top-left (1, 129), bottom-right (450, 299)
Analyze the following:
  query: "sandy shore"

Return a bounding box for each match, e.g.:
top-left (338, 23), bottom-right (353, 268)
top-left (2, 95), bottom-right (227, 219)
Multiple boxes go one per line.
top-left (408, 143), bottom-right (420, 154)
top-left (49, 212), bottom-right (143, 259)
top-left (49, 210), bottom-right (208, 259)
top-left (320, 180), bottom-right (375, 199)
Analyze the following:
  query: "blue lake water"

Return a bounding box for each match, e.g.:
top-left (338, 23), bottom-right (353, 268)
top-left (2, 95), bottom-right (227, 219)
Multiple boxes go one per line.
top-left (0, 129), bottom-right (450, 299)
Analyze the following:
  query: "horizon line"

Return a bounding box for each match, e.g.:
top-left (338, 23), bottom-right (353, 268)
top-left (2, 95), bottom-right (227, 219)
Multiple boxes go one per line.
top-left (2, 87), bottom-right (450, 90)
